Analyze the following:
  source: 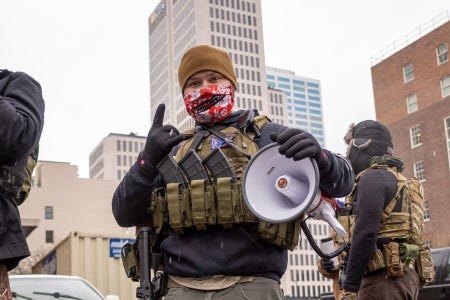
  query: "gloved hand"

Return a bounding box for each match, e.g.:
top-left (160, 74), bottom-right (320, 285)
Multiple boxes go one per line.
top-left (271, 128), bottom-right (330, 174)
top-left (139, 104), bottom-right (186, 173)
top-left (321, 258), bottom-right (336, 272)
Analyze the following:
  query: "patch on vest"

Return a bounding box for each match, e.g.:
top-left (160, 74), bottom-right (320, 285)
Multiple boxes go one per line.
top-left (211, 136), bottom-right (230, 149)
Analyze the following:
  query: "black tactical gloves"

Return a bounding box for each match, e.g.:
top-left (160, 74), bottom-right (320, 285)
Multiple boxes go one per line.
top-left (138, 104), bottom-right (186, 176)
top-left (321, 258), bottom-right (337, 273)
top-left (271, 128), bottom-right (331, 175)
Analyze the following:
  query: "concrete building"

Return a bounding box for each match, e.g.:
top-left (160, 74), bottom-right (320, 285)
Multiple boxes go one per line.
top-left (267, 86), bottom-right (288, 125)
top-left (17, 161), bottom-right (137, 297)
top-left (371, 11), bottom-right (450, 247)
top-left (266, 67), bottom-right (325, 147)
top-left (89, 133), bottom-right (146, 181)
top-left (20, 161), bottom-right (130, 254)
top-left (148, 0), bottom-right (268, 132)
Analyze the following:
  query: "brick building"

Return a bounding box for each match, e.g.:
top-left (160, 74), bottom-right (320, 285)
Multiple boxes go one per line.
top-left (371, 13), bottom-right (450, 247)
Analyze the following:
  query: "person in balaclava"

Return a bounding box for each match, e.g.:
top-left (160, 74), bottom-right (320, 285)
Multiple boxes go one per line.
top-left (112, 44), bottom-right (354, 299)
top-left (331, 120), bottom-right (422, 300)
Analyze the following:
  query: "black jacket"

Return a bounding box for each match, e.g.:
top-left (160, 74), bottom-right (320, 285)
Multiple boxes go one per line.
top-left (0, 69), bottom-right (45, 270)
top-left (112, 111), bottom-right (354, 281)
top-left (342, 167), bottom-right (399, 292)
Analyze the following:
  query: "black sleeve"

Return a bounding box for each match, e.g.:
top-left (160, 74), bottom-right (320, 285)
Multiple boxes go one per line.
top-left (112, 163), bottom-right (162, 227)
top-left (258, 122), bottom-right (354, 198)
top-left (0, 71), bottom-right (45, 164)
top-left (319, 150), bottom-right (354, 198)
top-left (342, 169), bottom-right (397, 292)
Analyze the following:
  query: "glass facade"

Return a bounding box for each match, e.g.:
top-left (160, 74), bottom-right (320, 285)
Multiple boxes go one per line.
top-left (266, 67), bottom-right (325, 146)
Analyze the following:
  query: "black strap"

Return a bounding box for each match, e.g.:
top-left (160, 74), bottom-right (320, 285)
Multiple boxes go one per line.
top-left (188, 129), bottom-right (209, 151)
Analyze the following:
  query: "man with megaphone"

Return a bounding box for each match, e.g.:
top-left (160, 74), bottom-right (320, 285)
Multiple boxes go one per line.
top-left (112, 44), bottom-right (354, 300)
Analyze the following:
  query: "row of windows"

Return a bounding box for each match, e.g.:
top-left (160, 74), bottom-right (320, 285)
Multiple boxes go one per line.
top-left (402, 43), bottom-right (448, 83)
top-left (269, 84), bottom-right (321, 99)
top-left (289, 268), bottom-right (325, 284)
top-left (269, 92), bottom-right (283, 103)
top-left (90, 159), bottom-right (104, 178)
top-left (270, 105), bottom-right (284, 116)
top-left (236, 53), bottom-right (260, 68)
top-left (117, 155), bottom-right (138, 167)
top-left (290, 283), bottom-right (331, 299)
top-left (235, 67), bottom-right (261, 82)
top-left (210, 7), bottom-right (256, 27)
top-left (211, 21), bottom-right (258, 41)
top-left (267, 75), bottom-right (320, 88)
top-left (392, 75), bottom-right (449, 119)
top-left (235, 97), bottom-right (262, 111)
top-left (238, 82), bottom-right (262, 96)
top-left (405, 77), bottom-right (450, 115)
top-left (116, 140), bottom-right (144, 153)
top-left (210, 0), bottom-right (257, 14)
top-left (287, 106), bottom-right (322, 115)
top-left (211, 35), bottom-right (260, 55)
top-left (408, 117), bottom-right (450, 184)
top-left (89, 144), bottom-right (103, 165)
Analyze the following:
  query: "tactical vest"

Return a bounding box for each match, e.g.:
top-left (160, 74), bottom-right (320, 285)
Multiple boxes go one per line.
top-left (336, 164), bottom-right (434, 282)
top-left (0, 146), bottom-right (38, 205)
top-left (149, 116), bottom-right (301, 250)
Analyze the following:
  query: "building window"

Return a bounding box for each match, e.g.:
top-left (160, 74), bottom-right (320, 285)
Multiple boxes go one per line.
top-left (406, 93), bottom-right (418, 114)
top-left (117, 155), bottom-right (121, 166)
top-left (410, 125), bottom-right (422, 148)
top-left (441, 75), bottom-right (450, 98)
top-left (413, 161), bottom-right (425, 181)
top-left (437, 43), bottom-right (448, 65)
top-left (45, 230), bottom-right (54, 243)
top-left (445, 117), bottom-right (450, 172)
top-left (403, 62), bottom-right (414, 83)
top-left (424, 198), bottom-right (430, 221)
top-left (45, 206), bottom-right (53, 219)
top-left (116, 140), bottom-right (121, 151)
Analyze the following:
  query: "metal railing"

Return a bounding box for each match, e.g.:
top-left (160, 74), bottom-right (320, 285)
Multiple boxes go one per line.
top-left (370, 10), bottom-right (449, 66)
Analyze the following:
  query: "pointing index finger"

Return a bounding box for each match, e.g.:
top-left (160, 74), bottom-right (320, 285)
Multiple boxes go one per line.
top-left (152, 103), bottom-right (165, 128)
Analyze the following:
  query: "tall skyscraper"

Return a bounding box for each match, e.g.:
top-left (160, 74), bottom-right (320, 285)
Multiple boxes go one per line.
top-left (371, 11), bottom-right (450, 247)
top-left (266, 66), bottom-right (325, 147)
top-left (148, 0), bottom-right (268, 132)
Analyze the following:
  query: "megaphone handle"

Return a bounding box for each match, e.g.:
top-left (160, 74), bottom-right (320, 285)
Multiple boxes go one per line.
top-left (300, 221), bottom-right (347, 259)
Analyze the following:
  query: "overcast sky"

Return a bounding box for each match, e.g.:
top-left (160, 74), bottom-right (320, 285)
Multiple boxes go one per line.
top-left (1, 0), bottom-right (449, 178)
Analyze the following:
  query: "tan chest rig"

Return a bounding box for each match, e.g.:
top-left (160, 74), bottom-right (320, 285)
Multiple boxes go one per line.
top-left (149, 116), bottom-right (301, 250)
top-left (335, 165), bottom-right (434, 282)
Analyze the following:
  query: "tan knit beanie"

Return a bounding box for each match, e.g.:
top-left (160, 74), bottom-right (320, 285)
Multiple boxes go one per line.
top-left (178, 45), bottom-right (237, 92)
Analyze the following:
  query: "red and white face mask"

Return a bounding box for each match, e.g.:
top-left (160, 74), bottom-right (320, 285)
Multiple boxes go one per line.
top-left (184, 84), bottom-right (234, 125)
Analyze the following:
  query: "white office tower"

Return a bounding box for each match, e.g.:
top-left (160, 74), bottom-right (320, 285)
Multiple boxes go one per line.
top-left (266, 66), bottom-right (326, 147)
top-left (148, 0), bottom-right (268, 132)
top-left (89, 133), bottom-right (146, 180)
top-left (267, 86), bottom-right (288, 125)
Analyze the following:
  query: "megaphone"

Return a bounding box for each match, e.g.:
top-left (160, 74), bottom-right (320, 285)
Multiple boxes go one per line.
top-left (242, 143), bottom-right (346, 237)
top-left (242, 143), bottom-right (320, 223)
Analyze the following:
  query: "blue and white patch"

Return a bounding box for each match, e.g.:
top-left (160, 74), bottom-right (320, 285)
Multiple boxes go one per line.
top-left (211, 136), bottom-right (227, 149)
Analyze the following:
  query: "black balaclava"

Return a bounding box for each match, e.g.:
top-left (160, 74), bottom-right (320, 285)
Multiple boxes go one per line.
top-left (343, 120), bottom-right (393, 175)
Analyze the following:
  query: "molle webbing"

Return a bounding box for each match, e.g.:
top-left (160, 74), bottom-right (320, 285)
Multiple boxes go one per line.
top-left (150, 118), bottom-right (302, 250)
top-left (336, 164), bottom-right (426, 273)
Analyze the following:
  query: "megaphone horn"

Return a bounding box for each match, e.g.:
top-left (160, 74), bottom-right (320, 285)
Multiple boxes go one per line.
top-left (242, 143), bottom-right (320, 223)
